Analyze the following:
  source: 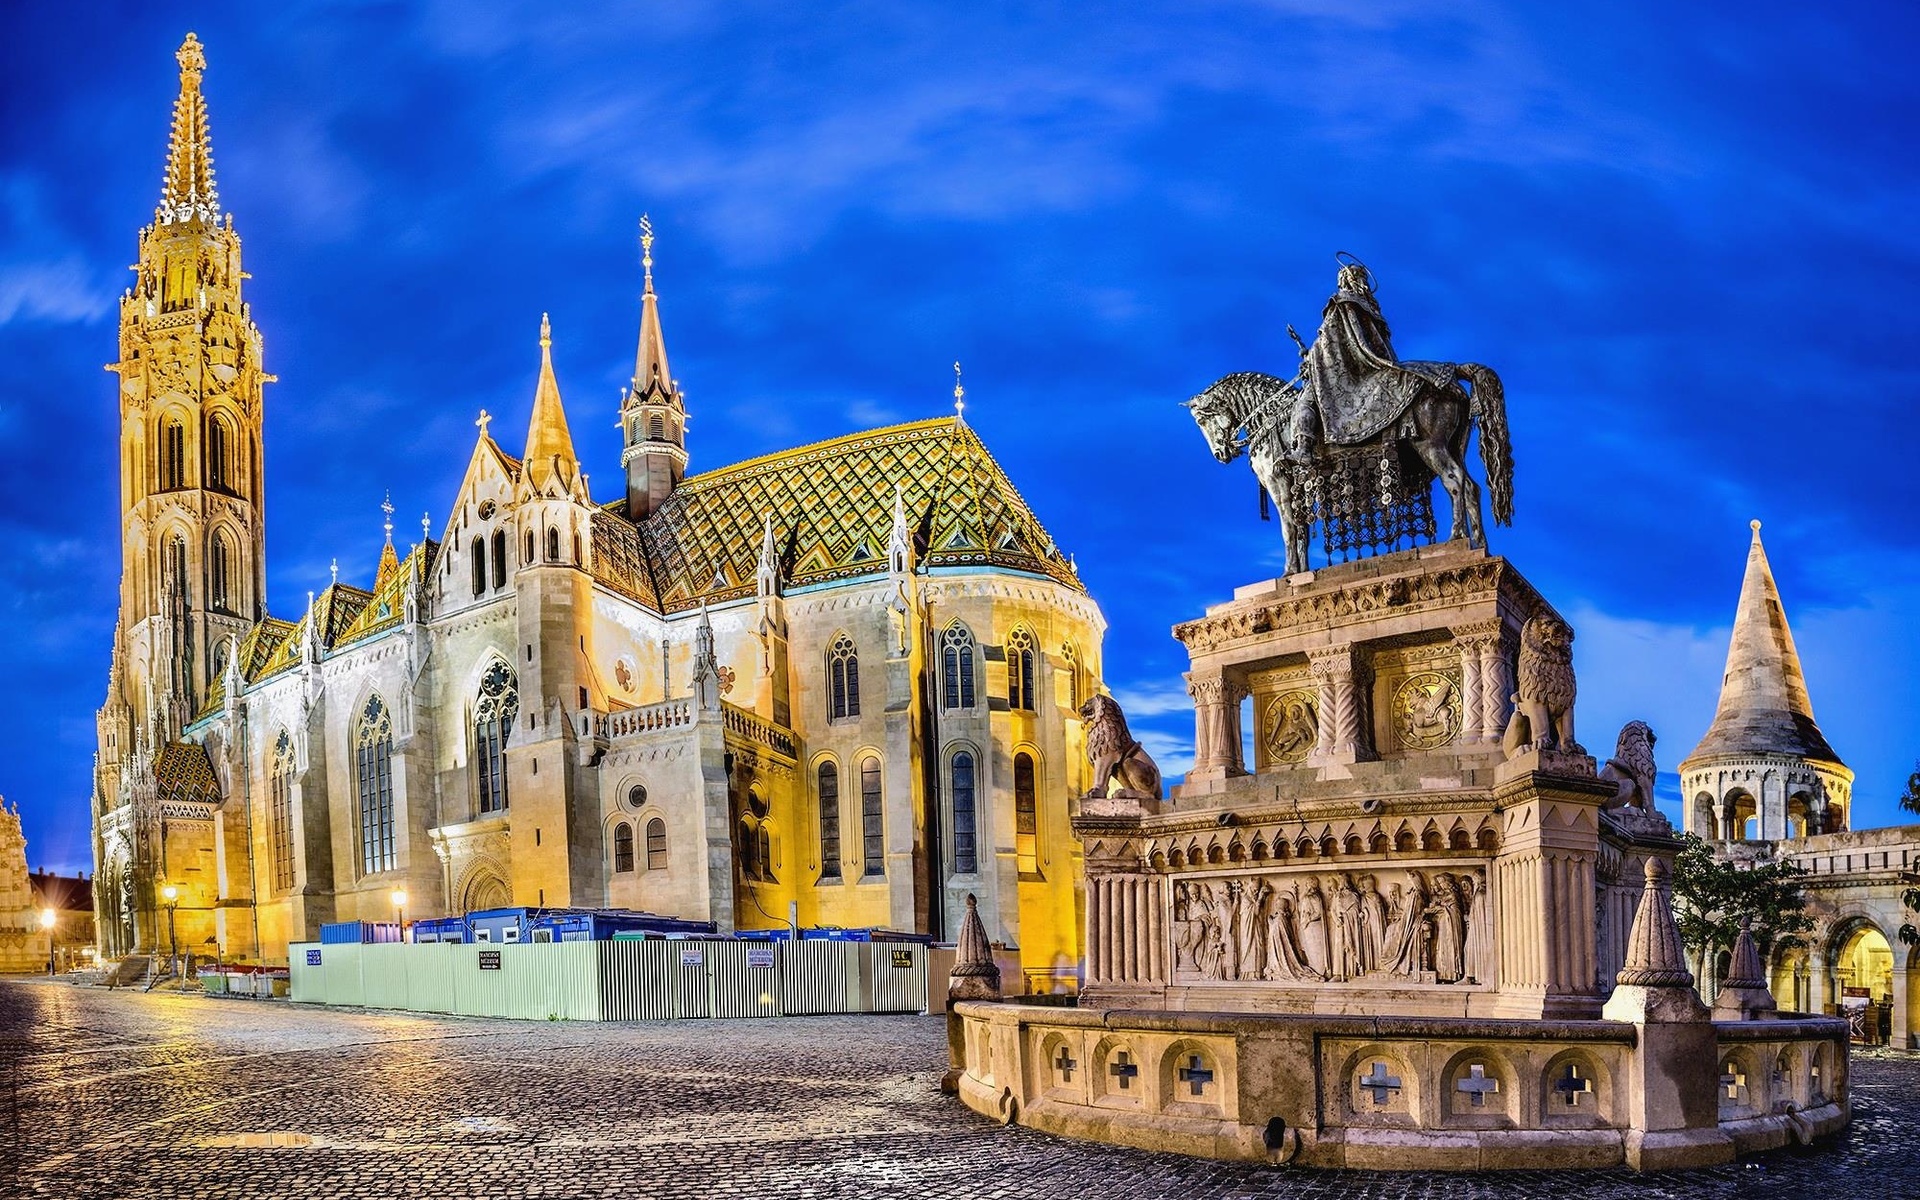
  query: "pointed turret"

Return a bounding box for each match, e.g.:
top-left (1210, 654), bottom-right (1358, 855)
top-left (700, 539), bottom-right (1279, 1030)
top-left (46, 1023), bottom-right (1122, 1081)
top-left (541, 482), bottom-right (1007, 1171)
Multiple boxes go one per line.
top-left (159, 34), bottom-right (220, 224)
top-left (521, 314), bottom-right (587, 500)
top-left (621, 216), bottom-right (688, 519)
top-left (1681, 521), bottom-right (1853, 840)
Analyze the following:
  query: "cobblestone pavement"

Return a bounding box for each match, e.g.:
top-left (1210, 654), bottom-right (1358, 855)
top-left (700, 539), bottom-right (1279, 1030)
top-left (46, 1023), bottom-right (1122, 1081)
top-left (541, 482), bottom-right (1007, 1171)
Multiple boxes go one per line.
top-left (2, 979), bottom-right (1916, 1200)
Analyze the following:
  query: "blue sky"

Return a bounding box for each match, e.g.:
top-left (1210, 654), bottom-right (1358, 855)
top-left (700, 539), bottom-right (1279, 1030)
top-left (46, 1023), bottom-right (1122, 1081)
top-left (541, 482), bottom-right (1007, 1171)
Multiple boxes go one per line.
top-left (3, 2), bottom-right (1917, 873)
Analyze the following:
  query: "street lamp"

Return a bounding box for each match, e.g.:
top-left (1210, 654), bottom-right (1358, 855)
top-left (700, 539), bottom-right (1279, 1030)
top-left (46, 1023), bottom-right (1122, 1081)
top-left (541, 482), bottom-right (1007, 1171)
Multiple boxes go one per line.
top-left (161, 884), bottom-right (179, 978)
top-left (391, 889), bottom-right (408, 941)
top-left (40, 908), bottom-right (56, 976)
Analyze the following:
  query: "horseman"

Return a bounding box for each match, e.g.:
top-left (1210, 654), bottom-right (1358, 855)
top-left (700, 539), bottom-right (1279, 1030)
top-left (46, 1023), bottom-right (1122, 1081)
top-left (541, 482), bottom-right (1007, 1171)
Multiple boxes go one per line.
top-left (1289, 254), bottom-right (1458, 463)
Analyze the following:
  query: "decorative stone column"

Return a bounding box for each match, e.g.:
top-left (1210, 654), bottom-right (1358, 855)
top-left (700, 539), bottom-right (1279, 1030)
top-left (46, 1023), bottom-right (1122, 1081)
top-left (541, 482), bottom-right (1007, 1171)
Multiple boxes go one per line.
top-left (1184, 673), bottom-right (1248, 785)
top-left (1490, 755), bottom-right (1611, 1019)
top-left (1072, 804), bottom-right (1166, 1007)
top-left (1451, 620), bottom-right (1504, 744)
top-left (1308, 647), bottom-right (1370, 765)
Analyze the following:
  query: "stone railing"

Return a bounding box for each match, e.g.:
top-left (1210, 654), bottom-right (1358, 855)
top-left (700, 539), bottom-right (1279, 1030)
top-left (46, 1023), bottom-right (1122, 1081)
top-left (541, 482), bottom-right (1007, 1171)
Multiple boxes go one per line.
top-left (600, 698), bottom-right (694, 740)
top-left (951, 1002), bottom-right (1850, 1171)
top-left (721, 702), bottom-right (796, 759)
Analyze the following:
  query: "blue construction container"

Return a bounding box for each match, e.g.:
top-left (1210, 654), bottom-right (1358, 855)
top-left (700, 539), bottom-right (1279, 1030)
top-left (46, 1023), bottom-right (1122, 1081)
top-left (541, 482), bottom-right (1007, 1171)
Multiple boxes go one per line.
top-left (411, 916), bottom-right (468, 944)
top-left (319, 920), bottom-right (402, 945)
top-left (800, 926), bottom-right (933, 945)
top-left (467, 907), bottom-right (715, 944)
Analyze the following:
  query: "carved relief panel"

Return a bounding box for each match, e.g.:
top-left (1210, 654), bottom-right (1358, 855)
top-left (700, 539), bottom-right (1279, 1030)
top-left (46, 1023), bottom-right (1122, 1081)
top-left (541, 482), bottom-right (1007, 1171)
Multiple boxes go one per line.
top-left (1168, 866), bottom-right (1492, 988)
top-left (1370, 643), bottom-right (1463, 756)
top-left (1248, 663), bottom-right (1315, 772)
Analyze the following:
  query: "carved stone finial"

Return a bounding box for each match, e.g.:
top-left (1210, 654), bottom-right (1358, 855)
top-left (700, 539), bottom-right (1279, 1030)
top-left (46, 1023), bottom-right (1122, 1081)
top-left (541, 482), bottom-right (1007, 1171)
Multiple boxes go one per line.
top-left (1615, 858), bottom-right (1694, 988)
top-left (177, 33), bottom-right (206, 78)
top-left (1713, 914), bottom-right (1779, 1020)
top-left (640, 214), bottom-right (655, 292)
top-left (952, 361), bottom-right (965, 424)
top-left (949, 893), bottom-right (1002, 1000)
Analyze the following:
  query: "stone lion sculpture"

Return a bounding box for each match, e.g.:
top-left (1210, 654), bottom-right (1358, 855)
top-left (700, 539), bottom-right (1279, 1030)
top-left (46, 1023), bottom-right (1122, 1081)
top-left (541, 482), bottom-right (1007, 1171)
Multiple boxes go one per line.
top-left (1598, 720), bottom-right (1657, 810)
top-left (1081, 694), bottom-right (1163, 802)
top-left (1501, 613), bottom-right (1579, 757)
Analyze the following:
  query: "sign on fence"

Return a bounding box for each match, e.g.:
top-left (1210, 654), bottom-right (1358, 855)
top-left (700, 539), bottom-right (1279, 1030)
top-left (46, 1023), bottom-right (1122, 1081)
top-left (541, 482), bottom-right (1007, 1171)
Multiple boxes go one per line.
top-left (747, 946), bottom-right (775, 969)
top-left (679, 946), bottom-right (704, 967)
top-left (478, 950), bottom-right (503, 971)
top-left (306, 949), bottom-right (322, 966)
top-left (891, 949), bottom-right (913, 969)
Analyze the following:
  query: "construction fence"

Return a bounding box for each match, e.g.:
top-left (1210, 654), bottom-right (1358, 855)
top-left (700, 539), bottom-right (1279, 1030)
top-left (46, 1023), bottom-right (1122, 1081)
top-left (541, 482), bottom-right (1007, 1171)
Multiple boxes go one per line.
top-left (288, 938), bottom-right (930, 1021)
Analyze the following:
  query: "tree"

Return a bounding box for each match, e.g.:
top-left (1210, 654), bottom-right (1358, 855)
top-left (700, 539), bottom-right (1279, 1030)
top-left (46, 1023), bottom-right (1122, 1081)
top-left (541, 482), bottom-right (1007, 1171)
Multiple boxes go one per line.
top-left (1898, 763), bottom-right (1920, 948)
top-left (1670, 832), bottom-right (1813, 993)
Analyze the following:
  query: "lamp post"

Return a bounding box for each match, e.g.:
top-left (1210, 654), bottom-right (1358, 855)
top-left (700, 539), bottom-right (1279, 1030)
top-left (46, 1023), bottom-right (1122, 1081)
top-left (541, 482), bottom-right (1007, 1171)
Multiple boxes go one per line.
top-left (391, 889), bottom-right (408, 942)
top-left (161, 884), bottom-right (179, 978)
top-left (40, 908), bottom-right (56, 976)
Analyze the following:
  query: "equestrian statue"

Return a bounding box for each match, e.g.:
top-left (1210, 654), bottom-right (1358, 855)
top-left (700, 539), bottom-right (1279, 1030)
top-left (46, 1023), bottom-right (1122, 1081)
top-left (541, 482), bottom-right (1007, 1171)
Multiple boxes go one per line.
top-left (1184, 254), bottom-right (1513, 576)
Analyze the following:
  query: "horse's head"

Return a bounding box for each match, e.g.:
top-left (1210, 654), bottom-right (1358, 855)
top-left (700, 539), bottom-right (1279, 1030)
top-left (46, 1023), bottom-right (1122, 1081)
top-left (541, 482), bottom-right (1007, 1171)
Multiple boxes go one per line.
top-left (1183, 386), bottom-right (1244, 464)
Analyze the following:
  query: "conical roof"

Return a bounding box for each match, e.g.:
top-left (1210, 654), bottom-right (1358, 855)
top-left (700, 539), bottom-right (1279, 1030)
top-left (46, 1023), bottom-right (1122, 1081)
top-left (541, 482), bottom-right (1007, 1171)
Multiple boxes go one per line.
top-left (629, 217), bottom-right (677, 404)
top-left (1683, 521), bottom-right (1843, 767)
top-left (522, 314), bottom-right (583, 496)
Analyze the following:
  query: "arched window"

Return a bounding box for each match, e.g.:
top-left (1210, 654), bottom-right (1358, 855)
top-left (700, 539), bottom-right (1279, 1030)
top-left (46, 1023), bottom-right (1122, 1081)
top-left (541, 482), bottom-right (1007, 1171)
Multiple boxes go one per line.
top-left (828, 633), bottom-right (860, 720)
top-left (817, 762), bottom-right (841, 880)
top-left (1015, 751), bottom-right (1039, 877)
top-left (491, 530), bottom-right (507, 589)
top-left (613, 822), bottom-right (635, 873)
top-left (546, 527), bottom-right (561, 561)
top-left (1007, 628), bottom-right (1038, 711)
top-left (168, 535), bottom-right (190, 605)
top-left (473, 659), bottom-right (518, 815)
top-left (757, 823), bottom-right (774, 883)
top-left (739, 817), bottom-right (761, 881)
top-left (209, 531), bottom-right (232, 613)
top-left (470, 537), bottom-right (486, 597)
top-left (941, 622), bottom-right (976, 710)
top-left (649, 414), bottom-right (665, 442)
top-left (645, 818), bottom-right (667, 870)
top-left (573, 532), bottom-right (582, 563)
top-left (269, 731), bottom-right (296, 893)
top-left (860, 756), bottom-right (884, 876)
top-left (162, 419), bottom-right (186, 491)
top-left (206, 415), bottom-right (231, 492)
top-left (1062, 641), bottom-right (1081, 710)
top-left (355, 696), bottom-right (396, 875)
top-left (951, 751), bottom-right (977, 875)
top-left (524, 530), bottom-right (535, 563)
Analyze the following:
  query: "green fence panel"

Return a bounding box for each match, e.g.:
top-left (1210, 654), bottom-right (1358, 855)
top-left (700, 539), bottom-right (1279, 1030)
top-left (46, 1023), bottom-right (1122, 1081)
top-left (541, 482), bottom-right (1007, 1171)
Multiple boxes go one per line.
top-left (359, 944), bottom-right (412, 1011)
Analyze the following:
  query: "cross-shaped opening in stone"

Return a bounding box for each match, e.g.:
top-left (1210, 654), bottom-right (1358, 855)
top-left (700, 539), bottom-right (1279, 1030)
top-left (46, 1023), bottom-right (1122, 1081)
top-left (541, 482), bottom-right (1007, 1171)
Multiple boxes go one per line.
top-left (1177, 1054), bottom-right (1214, 1097)
top-left (1052, 1045), bottom-right (1078, 1083)
top-left (1108, 1051), bottom-right (1139, 1090)
top-left (1719, 1063), bottom-right (1746, 1100)
top-left (1553, 1063), bottom-right (1591, 1107)
top-left (1456, 1063), bottom-right (1499, 1107)
top-left (1358, 1061), bottom-right (1403, 1105)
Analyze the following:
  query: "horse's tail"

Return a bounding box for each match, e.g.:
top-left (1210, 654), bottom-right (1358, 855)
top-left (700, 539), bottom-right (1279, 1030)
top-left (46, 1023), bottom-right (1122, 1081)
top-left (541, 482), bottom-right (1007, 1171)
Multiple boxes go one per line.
top-left (1463, 364), bottom-right (1513, 527)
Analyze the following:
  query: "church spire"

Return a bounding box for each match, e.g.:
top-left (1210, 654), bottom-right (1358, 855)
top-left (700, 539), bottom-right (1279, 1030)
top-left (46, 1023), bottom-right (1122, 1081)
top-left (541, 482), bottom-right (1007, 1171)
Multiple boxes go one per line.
top-left (622, 216), bottom-right (689, 520)
top-left (158, 33), bottom-right (220, 224)
top-left (522, 313), bottom-right (584, 498)
top-left (1684, 520), bottom-right (1843, 767)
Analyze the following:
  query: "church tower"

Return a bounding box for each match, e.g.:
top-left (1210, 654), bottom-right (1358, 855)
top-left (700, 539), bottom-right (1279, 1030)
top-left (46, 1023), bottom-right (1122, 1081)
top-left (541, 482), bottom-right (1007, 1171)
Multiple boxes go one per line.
top-left (1679, 521), bottom-right (1852, 842)
top-left (619, 217), bottom-right (686, 519)
top-left (103, 32), bottom-right (269, 750)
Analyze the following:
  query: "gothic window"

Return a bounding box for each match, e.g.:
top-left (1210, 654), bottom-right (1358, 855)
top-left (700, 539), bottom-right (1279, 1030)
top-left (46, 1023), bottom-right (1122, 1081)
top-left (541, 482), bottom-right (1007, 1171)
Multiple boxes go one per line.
top-left (470, 537), bottom-right (486, 597)
top-left (739, 817), bottom-right (761, 881)
top-left (828, 633), bottom-right (860, 720)
top-left (209, 532), bottom-right (232, 613)
top-left (613, 822), bottom-right (635, 873)
top-left (757, 823), bottom-right (774, 883)
top-left (1007, 628), bottom-right (1038, 711)
top-left (473, 659), bottom-right (518, 815)
top-left (168, 535), bottom-right (190, 606)
top-left (860, 756), bottom-right (884, 876)
top-left (1015, 751), bottom-right (1039, 877)
top-left (951, 751), bottom-right (977, 875)
top-left (524, 530), bottom-right (535, 563)
top-left (162, 419), bottom-right (186, 491)
top-left (355, 696), bottom-right (397, 875)
top-left (817, 761), bottom-right (841, 880)
top-left (1062, 641), bottom-right (1082, 709)
top-left (546, 527), bottom-right (561, 562)
top-left (269, 731), bottom-right (296, 893)
top-left (645, 818), bottom-right (667, 869)
top-left (649, 414), bottom-right (665, 442)
top-left (206, 415), bottom-right (232, 493)
top-left (941, 622), bottom-right (977, 710)
top-left (573, 533), bottom-right (582, 563)
top-left (491, 530), bottom-right (507, 589)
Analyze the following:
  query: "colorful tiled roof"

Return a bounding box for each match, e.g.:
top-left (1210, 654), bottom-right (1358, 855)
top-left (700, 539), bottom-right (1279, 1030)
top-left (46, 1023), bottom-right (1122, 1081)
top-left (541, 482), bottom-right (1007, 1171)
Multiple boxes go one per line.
top-left (155, 741), bottom-right (221, 805)
top-left (631, 417), bottom-right (1079, 613)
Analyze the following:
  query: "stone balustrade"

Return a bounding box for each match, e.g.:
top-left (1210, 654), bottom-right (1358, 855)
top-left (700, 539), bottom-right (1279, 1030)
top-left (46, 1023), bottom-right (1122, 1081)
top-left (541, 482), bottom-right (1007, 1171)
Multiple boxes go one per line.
top-left (952, 1002), bottom-right (1849, 1170)
top-left (721, 701), bottom-right (796, 758)
top-left (600, 698), bottom-right (693, 739)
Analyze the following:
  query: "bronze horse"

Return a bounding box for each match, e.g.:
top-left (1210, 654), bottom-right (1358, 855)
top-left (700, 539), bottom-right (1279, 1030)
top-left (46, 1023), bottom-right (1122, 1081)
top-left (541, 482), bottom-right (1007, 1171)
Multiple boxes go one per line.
top-left (1185, 365), bottom-right (1512, 577)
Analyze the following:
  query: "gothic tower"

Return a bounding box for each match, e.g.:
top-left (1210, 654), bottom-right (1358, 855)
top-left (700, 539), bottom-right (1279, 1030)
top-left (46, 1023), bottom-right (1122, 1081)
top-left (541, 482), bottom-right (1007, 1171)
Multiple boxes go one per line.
top-left (620, 217), bottom-right (686, 519)
top-left (103, 32), bottom-right (269, 751)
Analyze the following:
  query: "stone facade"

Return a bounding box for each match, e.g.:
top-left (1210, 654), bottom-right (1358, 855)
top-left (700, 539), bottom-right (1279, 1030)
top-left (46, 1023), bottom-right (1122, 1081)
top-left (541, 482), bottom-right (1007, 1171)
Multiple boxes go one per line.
top-left (91, 36), bottom-right (1102, 984)
top-left (0, 800), bottom-right (54, 974)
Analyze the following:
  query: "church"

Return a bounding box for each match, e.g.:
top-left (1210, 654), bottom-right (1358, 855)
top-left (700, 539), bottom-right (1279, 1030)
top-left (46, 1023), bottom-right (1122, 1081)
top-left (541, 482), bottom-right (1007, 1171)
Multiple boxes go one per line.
top-left (91, 34), bottom-right (1104, 989)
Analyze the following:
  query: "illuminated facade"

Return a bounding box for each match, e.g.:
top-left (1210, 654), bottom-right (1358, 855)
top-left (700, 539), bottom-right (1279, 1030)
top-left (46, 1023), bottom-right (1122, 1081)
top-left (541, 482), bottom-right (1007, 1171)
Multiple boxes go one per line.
top-left (92, 36), bottom-right (1103, 986)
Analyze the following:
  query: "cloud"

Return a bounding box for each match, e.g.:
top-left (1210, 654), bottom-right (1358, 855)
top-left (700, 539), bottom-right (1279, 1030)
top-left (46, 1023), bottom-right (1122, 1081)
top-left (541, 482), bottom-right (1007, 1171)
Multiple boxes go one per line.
top-left (0, 259), bottom-right (113, 326)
